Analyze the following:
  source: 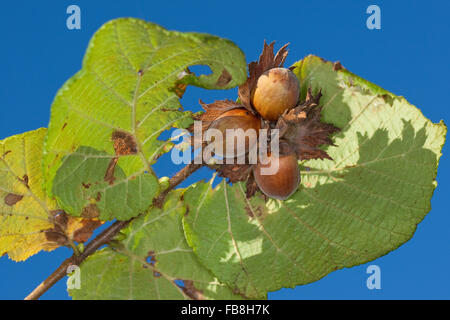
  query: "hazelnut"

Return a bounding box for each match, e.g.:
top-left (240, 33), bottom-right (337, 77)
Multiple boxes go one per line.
top-left (251, 67), bottom-right (300, 121)
top-left (253, 148), bottom-right (300, 200)
top-left (208, 108), bottom-right (261, 158)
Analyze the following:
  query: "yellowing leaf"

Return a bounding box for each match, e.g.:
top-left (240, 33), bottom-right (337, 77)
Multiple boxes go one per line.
top-left (0, 129), bottom-right (101, 261)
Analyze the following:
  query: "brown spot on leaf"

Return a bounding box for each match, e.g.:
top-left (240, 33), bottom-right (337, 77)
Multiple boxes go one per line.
top-left (178, 280), bottom-right (204, 300)
top-left (81, 204), bottom-right (100, 219)
top-left (173, 68), bottom-right (192, 98)
top-left (381, 94), bottom-right (394, 106)
top-left (105, 131), bottom-right (137, 184)
top-left (19, 174), bottom-right (29, 188)
top-left (82, 182), bottom-right (91, 189)
top-left (4, 193), bottom-right (24, 206)
top-left (62, 123), bottom-right (67, 131)
top-left (112, 131), bottom-right (137, 156)
top-left (2, 150), bottom-right (11, 158)
top-left (244, 205), bottom-right (254, 218)
top-left (332, 61), bottom-right (343, 71)
top-left (216, 68), bottom-right (232, 87)
top-left (53, 211), bottom-right (69, 229)
top-left (46, 211), bottom-right (72, 245)
top-left (50, 209), bottom-right (62, 217)
top-left (244, 204), bottom-right (264, 219)
top-left (231, 286), bottom-right (254, 299)
top-left (44, 230), bottom-right (67, 245)
top-left (174, 83), bottom-right (188, 98)
top-left (245, 173), bottom-right (259, 198)
top-left (95, 192), bottom-right (102, 201)
top-left (104, 157), bottom-right (118, 185)
top-left (72, 219), bottom-right (102, 243)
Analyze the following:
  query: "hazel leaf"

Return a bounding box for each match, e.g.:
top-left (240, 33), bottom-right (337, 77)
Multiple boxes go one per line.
top-left (43, 18), bottom-right (247, 220)
top-left (51, 146), bottom-right (158, 221)
top-left (0, 129), bottom-right (101, 261)
top-left (182, 55), bottom-right (447, 298)
top-left (69, 191), bottom-right (246, 300)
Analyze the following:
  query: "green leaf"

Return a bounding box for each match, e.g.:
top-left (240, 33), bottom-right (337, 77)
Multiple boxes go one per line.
top-left (43, 18), bottom-right (247, 220)
top-left (182, 55), bottom-right (447, 298)
top-left (51, 146), bottom-right (158, 221)
top-left (69, 191), bottom-right (245, 300)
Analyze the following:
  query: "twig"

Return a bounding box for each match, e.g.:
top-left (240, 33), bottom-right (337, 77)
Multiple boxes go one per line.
top-left (24, 162), bottom-right (203, 300)
top-left (24, 220), bottom-right (128, 300)
top-left (153, 162), bottom-right (203, 207)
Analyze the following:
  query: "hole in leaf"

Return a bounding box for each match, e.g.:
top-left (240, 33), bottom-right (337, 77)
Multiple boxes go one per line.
top-left (174, 279), bottom-right (185, 287)
top-left (189, 65), bottom-right (213, 77)
top-left (157, 127), bottom-right (178, 142)
top-left (146, 256), bottom-right (156, 265)
top-left (146, 250), bottom-right (156, 266)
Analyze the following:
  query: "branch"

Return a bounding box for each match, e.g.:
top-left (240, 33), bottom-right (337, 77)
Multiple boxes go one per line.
top-left (24, 220), bottom-right (128, 300)
top-left (153, 162), bottom-right (203, 207)
top-left (24, 162), bottom-right (203, 300)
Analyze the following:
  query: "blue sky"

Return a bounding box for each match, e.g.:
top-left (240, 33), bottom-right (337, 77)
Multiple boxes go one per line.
top-left (0, 0), bottom-right (449, 300)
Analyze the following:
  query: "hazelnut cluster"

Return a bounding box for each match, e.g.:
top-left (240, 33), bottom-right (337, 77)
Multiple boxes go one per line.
top-left (193, 42), bottom-right (339, 200)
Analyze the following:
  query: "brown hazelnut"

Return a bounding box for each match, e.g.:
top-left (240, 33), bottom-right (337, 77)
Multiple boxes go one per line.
top-left (253, 148), bottom-right (300, 200)
top-left (251, 67), bottom-right (300, 121)
top-left (208, 108), bottom-right (261, 158)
